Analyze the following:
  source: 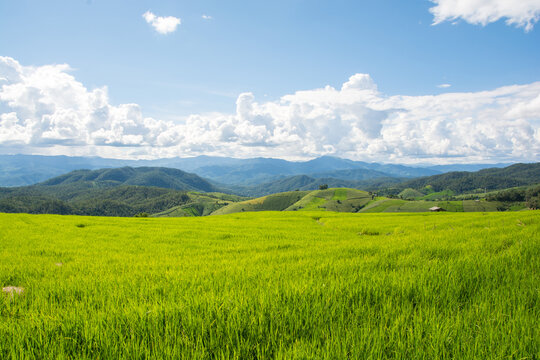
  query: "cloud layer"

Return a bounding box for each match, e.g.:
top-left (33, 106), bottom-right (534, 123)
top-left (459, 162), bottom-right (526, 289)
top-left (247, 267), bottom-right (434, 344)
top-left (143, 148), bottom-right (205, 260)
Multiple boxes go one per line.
top-left (143, 11), bottom-right (180, 34)
top-left (0, 56), bottom-right (539, 163)
top-left (430, 0), bottom-right (540, 31)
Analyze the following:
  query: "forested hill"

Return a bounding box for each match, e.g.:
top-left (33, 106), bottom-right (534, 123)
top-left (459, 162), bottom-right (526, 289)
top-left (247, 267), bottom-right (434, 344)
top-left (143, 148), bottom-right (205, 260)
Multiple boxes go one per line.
top-left (230, 174), bottom-right (402, 197)
top-left (394, 163), bottom-right (540, 193)
top-left (0, 167), bottom-right (228, 216)
top-left (38, 166), bottom-right (220, 193)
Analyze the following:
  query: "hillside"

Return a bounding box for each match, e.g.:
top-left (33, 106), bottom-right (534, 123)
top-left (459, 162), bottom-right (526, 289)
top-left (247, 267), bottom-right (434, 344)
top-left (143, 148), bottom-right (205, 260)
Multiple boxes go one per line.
top-left (39, 166), bottom-right (220, 192)
top-left (231, 174), bottom-right (402, 197)
top-left (211, 188), bottom-right (373, 215)
top-left (211, 190), bottom-right (311, 215)
top-left (0, 167), bottom-right (246, 216)
top-left (0, 185), bottom-right (246, 217)
top-left (388, 163), bottom-right (540, 194)
top-left (152, 192), bottom-right (244, 217)
top-left (211, 185), bottom-right (534, 216)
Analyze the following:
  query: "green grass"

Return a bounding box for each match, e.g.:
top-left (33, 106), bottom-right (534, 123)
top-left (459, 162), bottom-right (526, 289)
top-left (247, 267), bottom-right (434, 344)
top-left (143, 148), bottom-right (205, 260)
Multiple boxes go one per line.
top-left (437, 201), bottom-right (464, 212)
top-left (359, 199), bottom-right (408, 212)
top-left (297, 195), bottom-right (326, 210)
top-left (287, 189), bottom-right (371, 212)
top-left (421, 189), bottom-right (455, 201)
top-left (462, 200), bottom-right (500, 212)
top-left (398, 188), bottom-right (424, 200)
top-left (331, 188), bottom-right (348, 201)
top-left (0, 211), bottom-right (538, 359)
top-left (153, 192), bottom-right (247, 218)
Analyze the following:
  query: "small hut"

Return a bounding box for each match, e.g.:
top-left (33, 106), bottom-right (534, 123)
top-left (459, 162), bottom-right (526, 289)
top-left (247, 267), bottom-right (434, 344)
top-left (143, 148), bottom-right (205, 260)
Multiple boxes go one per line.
top-left (429, 206), bottom-right (445, 212)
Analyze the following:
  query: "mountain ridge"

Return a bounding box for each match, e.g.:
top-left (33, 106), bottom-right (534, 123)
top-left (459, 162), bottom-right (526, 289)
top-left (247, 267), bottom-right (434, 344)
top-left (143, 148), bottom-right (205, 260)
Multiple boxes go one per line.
top-left (0, 154), bottom-right (513, 187)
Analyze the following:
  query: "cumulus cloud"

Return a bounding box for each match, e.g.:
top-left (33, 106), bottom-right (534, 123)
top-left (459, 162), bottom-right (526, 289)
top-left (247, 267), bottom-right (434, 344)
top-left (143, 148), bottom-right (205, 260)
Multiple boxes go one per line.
top-left (438, 83), bottom-right (451, 88)
top-left (0, 56), bottom-right (539, 164)
top-left (202, 14), bottom-right (213, 20)
top-left (430, 0), bottom-right (540, 32)
top-left (143, 11), bottom-right (180, 34)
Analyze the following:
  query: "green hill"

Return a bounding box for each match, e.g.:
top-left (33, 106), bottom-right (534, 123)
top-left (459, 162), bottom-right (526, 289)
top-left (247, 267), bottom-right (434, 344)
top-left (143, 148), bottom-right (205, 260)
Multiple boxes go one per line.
top-left (396, 163), bottom-right (540, 194)
top-left (211, 188), bottom-right (373, 215)
top-left (0, 185), bottom-right (246, 217)
top-left (152, 192), bottom-right (245, 217)
top-left (39, 166), bottom-right (220, 193)
top-left (398, 188), bottom-right (424, 200)
top-left (232, 174), bottom-right (402, 197)
top-left (0, 166), bottom-right (243, 217)
top-left (211, 190), bottom-right (310, 215)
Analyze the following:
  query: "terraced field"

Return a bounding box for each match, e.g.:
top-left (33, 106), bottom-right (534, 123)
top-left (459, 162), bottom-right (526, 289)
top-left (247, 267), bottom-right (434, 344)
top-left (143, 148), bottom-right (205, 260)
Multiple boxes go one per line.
top-left (153, 192), bottom-right (245, 217)
top-left (213, 188), bottom-right (372, 215)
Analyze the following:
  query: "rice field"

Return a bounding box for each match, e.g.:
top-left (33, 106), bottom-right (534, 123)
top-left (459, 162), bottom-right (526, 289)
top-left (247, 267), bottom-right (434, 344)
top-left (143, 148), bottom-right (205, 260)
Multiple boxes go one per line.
top-left (0, 211), bottom-right (538, 359)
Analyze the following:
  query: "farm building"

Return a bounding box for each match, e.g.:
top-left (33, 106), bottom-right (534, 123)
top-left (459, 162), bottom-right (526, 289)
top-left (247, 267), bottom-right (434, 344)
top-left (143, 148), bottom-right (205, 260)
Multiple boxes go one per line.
top-left (429, 206), bottom-right (446, 212)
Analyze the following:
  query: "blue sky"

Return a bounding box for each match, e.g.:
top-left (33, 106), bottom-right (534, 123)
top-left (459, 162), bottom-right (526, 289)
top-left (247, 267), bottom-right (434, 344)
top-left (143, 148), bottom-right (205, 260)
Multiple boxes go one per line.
top-left (0, 0), bottom-right (539, 163)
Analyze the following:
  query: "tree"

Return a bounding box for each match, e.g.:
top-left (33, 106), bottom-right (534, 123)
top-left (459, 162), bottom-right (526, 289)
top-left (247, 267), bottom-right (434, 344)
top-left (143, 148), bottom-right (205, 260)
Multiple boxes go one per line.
top-left (526, 185), bottom-right (540, 209)
top-left (319, 184), bottom-right (328, 190)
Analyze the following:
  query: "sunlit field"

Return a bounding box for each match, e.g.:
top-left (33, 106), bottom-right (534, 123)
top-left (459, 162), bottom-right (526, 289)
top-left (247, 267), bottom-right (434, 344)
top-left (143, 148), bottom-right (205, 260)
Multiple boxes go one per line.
top-left (0, 211), bottom-right (538, 359)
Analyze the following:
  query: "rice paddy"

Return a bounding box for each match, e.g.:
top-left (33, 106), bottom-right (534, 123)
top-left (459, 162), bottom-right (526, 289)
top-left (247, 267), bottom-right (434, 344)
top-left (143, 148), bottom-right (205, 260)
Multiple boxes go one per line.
top-left (0, 211), bottom-right (538, 359)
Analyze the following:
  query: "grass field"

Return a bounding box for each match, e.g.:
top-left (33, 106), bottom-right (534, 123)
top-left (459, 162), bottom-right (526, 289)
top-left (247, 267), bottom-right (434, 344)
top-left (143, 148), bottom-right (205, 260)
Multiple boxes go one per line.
top-left (1, 211), bottom-right (539, 359)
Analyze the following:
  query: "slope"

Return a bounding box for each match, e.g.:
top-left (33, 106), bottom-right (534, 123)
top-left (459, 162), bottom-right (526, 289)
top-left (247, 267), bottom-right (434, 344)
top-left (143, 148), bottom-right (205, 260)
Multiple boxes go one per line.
top-left (233, 175), bottom-right (402, 197)
top-left (395, 163), bottom-right (540, 194)
top-left (211, 188), bottom-right (372, 215)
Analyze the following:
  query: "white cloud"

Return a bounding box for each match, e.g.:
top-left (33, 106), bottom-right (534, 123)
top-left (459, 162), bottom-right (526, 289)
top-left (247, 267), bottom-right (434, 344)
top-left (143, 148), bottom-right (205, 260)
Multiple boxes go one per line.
top-left (202, 14), bottom-right (213, 20)
top-left (430, 0), bottom-right (540, 32)
top-left (1, 56), bottom-right (539, 164)
top-left (438, 83), bottom-right (451, 88)
top-left (143, 11), bottom-right (180, 34)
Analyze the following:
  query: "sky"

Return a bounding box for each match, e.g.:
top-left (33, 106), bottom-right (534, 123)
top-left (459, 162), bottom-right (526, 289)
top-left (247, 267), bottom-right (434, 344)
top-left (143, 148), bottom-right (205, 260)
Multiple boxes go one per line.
top-left (0, 0), bottom-right (539, 164)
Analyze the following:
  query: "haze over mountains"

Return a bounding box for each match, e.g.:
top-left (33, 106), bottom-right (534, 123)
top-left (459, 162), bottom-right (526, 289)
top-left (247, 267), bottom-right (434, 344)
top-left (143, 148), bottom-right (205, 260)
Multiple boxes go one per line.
top-left (0, 154), bottom-right (511, 187)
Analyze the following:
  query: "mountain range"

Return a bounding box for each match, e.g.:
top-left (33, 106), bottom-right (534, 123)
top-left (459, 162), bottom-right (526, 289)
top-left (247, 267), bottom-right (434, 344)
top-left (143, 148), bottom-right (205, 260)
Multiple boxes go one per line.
top-left (0, 154), bottom-right (512, 187)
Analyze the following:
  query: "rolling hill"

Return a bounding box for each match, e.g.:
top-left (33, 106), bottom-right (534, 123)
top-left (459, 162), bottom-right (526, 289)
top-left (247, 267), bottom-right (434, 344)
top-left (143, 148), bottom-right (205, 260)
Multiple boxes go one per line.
top-left (0, 167), bottom-right (245, 217)
top-left (229, 174), bottom-right (402, 197)
top-left (393, 163), bottom-right (540, 194)
top-left (0, 185), bottom-right (245, 217)
top-left (211, 188), bottom-right (373, 215)
top-left (211, 187), bottom-right (528, 216)
top-left (38, 166), bottom-right (220, 192)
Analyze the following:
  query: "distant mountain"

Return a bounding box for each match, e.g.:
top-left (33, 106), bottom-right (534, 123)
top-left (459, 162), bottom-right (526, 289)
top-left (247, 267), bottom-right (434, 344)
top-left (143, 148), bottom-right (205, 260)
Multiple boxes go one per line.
top-left (309, 168), bottom-right (397, 181)
top-left (192, 156), bottom-right (441, 185)
top-left (393, 163), bottom-right (540, 194)
top-left (0, 154), bottom-right (516, 187)
top-left (426, 163), bottom-right (512, 173)
top-left (0, 154), bottom-right (128, 187)
top-left (39, 167), bottom-right (219, 193)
